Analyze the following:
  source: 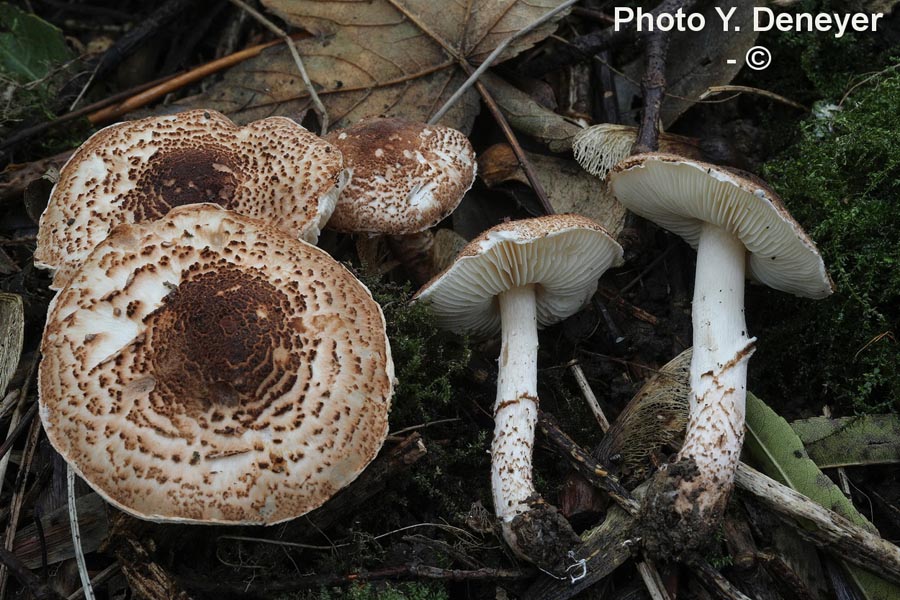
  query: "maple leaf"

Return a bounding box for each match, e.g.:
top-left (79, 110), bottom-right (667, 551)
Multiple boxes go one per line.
top-left (181, 0), bottom-right (569, 132)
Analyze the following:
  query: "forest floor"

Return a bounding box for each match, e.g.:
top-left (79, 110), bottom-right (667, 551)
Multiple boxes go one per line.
top-left (0, 1), bottom-right (898, 599)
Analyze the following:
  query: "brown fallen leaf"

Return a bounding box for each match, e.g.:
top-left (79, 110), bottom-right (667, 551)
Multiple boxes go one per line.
top-left (481, 72), bottom-right (582, 152)
top-left (180, 0), bottom-right (572, 132)
top-left (614, 0), bottom-right (760, 127)
top-left (430, 228), bottom-right (468, 273)
top-left (478, 143), bottom-right (626, 236)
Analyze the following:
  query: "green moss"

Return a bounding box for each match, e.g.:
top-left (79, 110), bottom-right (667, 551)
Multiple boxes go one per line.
top-left (745, 0), bottom-right (891, 103)
top-left (364, 276), bottom-right (471, 428)
top-left (754, 67), bottom-right (900, 414)
top-left (0, 4), bottom-right (76, 134)
top-left (351, 275), bottom-right (491, 519)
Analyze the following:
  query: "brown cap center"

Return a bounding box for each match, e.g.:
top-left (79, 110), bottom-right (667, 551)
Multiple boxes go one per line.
top-left (141, 265), bottom-right (300, 417)
top-left (125, 148), bottom-right (242, 220)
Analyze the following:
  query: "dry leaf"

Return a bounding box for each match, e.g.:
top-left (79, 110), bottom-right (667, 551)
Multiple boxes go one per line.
top-left (481, 72), bottom-right (582, 152)
top-left (615, 0), bottom-right (760, 127)
top-left (478, 143), bottom-right (626, 236)
top-left (181, 0), bottom-right (571, 132)
top-left (431, 228), bottom-right (468, 273)
top-left (0, 293), bottom-right (23, 400)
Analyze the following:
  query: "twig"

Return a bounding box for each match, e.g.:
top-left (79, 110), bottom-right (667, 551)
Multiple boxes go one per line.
top-left (66, 562), bottom-right (120, 600)
top-left (595, 287), bottom-right (659, 325)
top-left (699, 85), bottom-right (809, 111)
top-left (387, 417), bottom-right (462, 440)
top-left (620, 244), bottom-right (676, 294)
top-left (523, 0), bottom-right (696, 77)
top-left (473, 76), bottom-right (556, 214)
top-left (33, 506), bottom-right (48, 581)
top-left (637, 558), bottom-right (673, 600)
top-left (0, 76), bottom-right (172, 154)
top-left (567, 360), bottom-right (610, 432)
top-left (0, 353), bottom-right (39, 469)
top-left (68, 466), bottom-right (96, 600)
top-left (754, 551), bottom-right (818, 600)
top-left (428, 0), bottom-right (578, 124)
top-left (181, 564), bottom-right (530, 594)
top-left (735, 463), bottom-right (900, 585)
top-left (571, 6), bottom-right (615, 25)
top-left (66, 0), bottom-right (198, 110)
top-left (593, 50), bottom-right (620, 123)
top-left (539, 412), bottom-right (900, 587)
top-left (632, 24), bottom-right (672, 154)
top-left (0, 392), bottom-right (20, 421)
top-left (86, 36), bottom-right (298, 125)
top-left (227, 0), bottom-right (328, 134)
top-left (0, 547), bottom-right (65, 600)
top-left (0, 408), bottom-right (43, 598)
top-left (690, 559), bottom-right (752, 600)
top-left (537, 411), bottom-right (640, 516)
top-left (219, 522), bottom-right (479, 553)
top-left (1, 35), bottom-right (300, 157)
top-left (595, 299), bottom-right (625, 343)
top-left (0, 401), bottom-right (38, 461)
top-left (839, 61), bottom-right (900, 107)
top-left (403, 534), bottom-right (483, 569)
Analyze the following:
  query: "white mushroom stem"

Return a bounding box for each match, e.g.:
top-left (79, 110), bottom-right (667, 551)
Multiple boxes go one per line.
top-left (676, 222), bottom-right (756, 516)
top-left (492, 284), bottom-right (539, 525)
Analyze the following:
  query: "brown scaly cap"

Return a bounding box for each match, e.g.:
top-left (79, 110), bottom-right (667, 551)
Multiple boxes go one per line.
top-left (36, 109), bottom-right (347, 290)
top-left (414, 214), bottom-right (624, 337)
top-left (324, 118), bottom-right (476, 235)
top-left (609, 153), bottom-right (834, 299)
top-left (39, 204), bottom-right (393, 525)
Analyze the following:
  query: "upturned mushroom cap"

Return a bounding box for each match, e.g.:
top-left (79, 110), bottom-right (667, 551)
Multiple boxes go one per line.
top-left (39, 204), bottom-right (393, 525)
top-left (413, 214), bottom-right (624, 336)
top-left (573, 124), bottom-right (701, 180)
top-left (609, 153), bottom-right (833, 299)
top-left (36, 109), bottom-right (346, 290)
top-left (324, 118), bottom-right (476, 235)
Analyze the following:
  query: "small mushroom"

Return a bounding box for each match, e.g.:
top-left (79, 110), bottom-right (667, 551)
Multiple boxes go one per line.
top-left (35, 109), bottom-right (347, 290)
top-left (324, 117), bottom-right (476, 282)
top-left (414, 215), bottom-right (623, 569)
top-left (608, 153), bottom-right (832, 554)
top-left (573, 124), bottom-right (702, 180)
top-left (39, 204), bottom-right (393, 525)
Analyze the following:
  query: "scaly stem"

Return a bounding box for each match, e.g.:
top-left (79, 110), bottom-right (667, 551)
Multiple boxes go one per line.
top-left (676, 223), bottom-right (755, 516)
top-left (492, 284), bottom-right (539, 523)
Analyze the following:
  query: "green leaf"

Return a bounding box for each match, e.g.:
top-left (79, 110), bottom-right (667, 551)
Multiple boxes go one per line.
top-left (0, 3), bottom-right (72, 83)
top-left (744, 392), bottom-right (900, 600)
top-left (791, 415), bottom-right (900, 468)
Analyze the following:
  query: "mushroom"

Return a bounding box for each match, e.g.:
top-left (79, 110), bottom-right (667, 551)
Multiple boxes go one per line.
top-left (414, 214), bottom-right (623, 568)
top-left (39, 204), bottom-right (394, 524)
top-left (573, 124), bottom-right (702, 180)
top-left (35, 109), bottom-right (346, 290)
top-left (608, 153), bottom-right (832, 553)
top-left (324, 117), bottom-right (476, 283)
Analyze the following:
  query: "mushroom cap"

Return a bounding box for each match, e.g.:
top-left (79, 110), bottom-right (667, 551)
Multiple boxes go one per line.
top-left (609, 153), bottom-right (833, 299)
top-left (39, 204), bottom-right (393, 525)
top-left (324, 118), bottom-right (476, 235)
top-left (573, 124), bottom-right (701, 180)
top-left (413, 214), bottom-right (624, 337)
top-left (36, 109), bottom-right (346, 290)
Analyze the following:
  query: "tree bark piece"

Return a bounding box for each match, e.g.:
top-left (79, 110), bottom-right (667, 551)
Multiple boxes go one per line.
top-left (115, 539), bottom-right (194, 600)
top-left (734, 463), bottom-right (900, 587)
